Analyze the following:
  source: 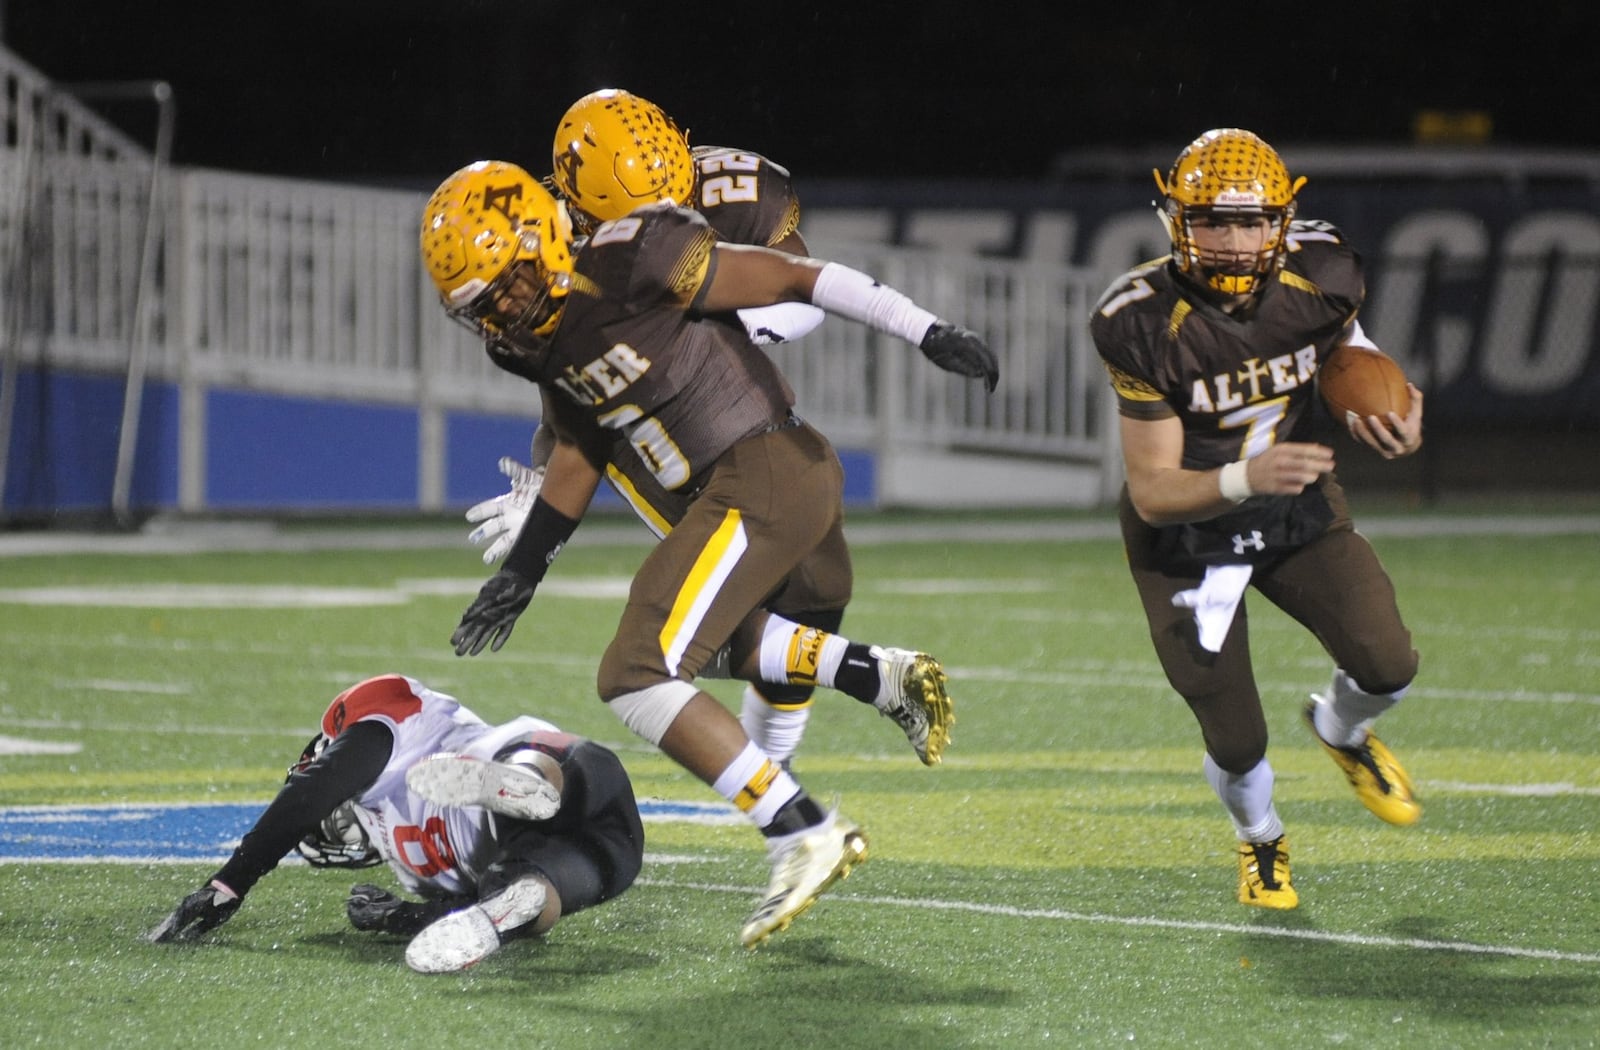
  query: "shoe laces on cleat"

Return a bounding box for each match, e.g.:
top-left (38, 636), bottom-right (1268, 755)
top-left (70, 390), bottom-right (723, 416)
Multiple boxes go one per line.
top-left (1304, 703), bottom-right (1420, 826)
top-left (1237, 835), bottom-right (1298, 909)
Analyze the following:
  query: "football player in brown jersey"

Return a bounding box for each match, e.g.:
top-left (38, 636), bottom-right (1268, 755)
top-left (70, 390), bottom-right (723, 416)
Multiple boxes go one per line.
top-left (550, 88), bottom-right (825, 349)
top-left (422, 160), bottom-right (996, 947)
top-left (467, 89), bottom-right (833, 772)
top-left (1090, 129), bottom-right (1425, 910)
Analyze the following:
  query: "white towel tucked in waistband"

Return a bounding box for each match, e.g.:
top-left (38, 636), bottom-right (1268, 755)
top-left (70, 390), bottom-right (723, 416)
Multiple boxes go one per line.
top-left (1170, 563), bottom-right (1254, 653)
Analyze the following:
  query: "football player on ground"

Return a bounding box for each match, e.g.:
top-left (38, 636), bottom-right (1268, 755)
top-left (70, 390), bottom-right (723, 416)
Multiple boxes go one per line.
top-left (467, 88), bottom-right (832, 771)
top-left (1089, 128), bottom-right (1425, 910)
top-left (422, 160), bottom-right (996, 947)
top-left (148, 674), bottom-right (644, 973)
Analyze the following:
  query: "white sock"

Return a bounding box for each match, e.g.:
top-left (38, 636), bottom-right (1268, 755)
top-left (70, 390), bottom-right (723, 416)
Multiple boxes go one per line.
top-left (738, 685), bottom-right (812, 767)
top-left (1313, 667), bottom-right (1408, 748)
top-left (758, 614), bottom-right (849, 689)
top-left (710, 741), bottom-right (800, 828)
top-left (1204, 754), bottom-right (1284, 843)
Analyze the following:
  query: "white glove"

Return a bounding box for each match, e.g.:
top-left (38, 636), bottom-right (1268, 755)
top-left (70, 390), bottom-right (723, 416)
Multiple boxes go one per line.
top-left (466, 457), bottom-right (545, 565)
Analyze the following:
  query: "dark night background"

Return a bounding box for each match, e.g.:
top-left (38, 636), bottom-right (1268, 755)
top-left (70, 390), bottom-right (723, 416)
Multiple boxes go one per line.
top-left (4, 2), bottom-right (1597, 187)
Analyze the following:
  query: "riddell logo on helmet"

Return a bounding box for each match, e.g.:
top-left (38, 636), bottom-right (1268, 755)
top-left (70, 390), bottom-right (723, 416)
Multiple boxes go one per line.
top-left (1214, 190), bottom-right (1264, 207)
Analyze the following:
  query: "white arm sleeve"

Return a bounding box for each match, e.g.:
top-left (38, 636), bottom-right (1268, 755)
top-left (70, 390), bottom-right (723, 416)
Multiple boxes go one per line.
top-left (809, 262), bottom-right (938, 346)
top-left (737, 302), bottom-right (827, 346)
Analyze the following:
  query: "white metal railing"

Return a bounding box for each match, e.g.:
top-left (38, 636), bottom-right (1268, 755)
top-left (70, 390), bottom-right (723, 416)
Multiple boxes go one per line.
top-left (1, 55), bottom-right (145, 158)
top-left (2, 47), bottom-right (161, 521)
top-left (1, 139), bottom-right (1110, 514)
top-left (3, 150), bottom-right (1111, 486)
top-left (767, 244), bottom-right (1108, 460)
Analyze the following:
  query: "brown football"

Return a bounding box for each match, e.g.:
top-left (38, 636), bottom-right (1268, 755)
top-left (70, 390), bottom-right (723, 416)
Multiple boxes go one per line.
top-left (1318, 344), bottom-right (1411, 424)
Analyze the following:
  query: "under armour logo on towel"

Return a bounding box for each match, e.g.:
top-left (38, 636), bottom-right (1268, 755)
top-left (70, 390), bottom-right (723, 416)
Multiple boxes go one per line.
top-left (1231, 530), bottom-right (1266, 554)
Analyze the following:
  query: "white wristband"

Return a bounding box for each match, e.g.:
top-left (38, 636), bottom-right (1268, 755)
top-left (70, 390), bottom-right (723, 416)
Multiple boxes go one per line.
top-left (1218, 460), bottom-right (1253, 503)
top-left (810, 262), bottom-right (938, 346)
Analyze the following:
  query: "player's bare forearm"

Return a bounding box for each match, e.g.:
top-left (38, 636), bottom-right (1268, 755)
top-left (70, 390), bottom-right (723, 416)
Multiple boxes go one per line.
top-left (1127, 445), bottom-right (1335, 526)
top-left (1126, 465), bottom-right (1244, 526)
top-left (1121, 414), bottom-right (1332, 526)
top-left (539, 441), bottom-right (603, 520)
top-left (699, 244), bottom-right (817, 312)
top-left (1121, 415), bottom-right (1227, 525)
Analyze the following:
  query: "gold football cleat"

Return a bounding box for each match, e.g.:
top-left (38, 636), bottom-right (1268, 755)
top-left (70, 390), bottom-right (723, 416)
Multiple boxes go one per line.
top-left (1305, 703), bottom-right (1421, 826)
top-left (1238, 836), bottom-right (1298, 910)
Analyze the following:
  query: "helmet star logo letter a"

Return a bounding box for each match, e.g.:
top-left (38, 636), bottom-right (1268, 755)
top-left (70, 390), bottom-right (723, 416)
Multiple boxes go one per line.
top-left (483, 183), bottom-right (523, 222)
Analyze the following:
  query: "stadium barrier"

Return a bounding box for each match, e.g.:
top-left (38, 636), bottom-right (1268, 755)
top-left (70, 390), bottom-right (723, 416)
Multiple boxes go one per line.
top-left (4, 45), bottom-right (1596, 521)
top-left (0, 42), bottom-right (1117, 520)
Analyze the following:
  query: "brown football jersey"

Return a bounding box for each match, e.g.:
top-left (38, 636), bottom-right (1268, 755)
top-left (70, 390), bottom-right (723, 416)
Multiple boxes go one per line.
top-left (584, 147), bottom-right (802, 529)
top-left (687, 146), bottom-right (803, 248)
top-left (1090, 220), bottom-right (1366, 566)
top-left (536, 203), bottom-right (796, 502)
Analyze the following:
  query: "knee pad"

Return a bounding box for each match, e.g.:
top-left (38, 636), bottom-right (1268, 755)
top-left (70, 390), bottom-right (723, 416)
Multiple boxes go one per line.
top-left (607, 680), bottom-right (698, 746)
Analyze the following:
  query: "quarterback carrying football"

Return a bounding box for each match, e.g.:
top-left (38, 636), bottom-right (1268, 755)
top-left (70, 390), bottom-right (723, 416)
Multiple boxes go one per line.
top-left (1089, 128), bottom-right (1425, 909)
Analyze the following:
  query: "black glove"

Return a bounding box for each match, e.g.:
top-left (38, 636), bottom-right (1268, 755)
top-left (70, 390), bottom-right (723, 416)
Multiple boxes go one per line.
top-left (347, 883), bottom-right (405, 932)
top-left (919, 322), bottom-right (999, 392)
top-left (147, 883), bottom-right (241, 943)
top-left (347, 884), bottom-right (461, 936)
top-left (451, 568), bottom-right (537, 656)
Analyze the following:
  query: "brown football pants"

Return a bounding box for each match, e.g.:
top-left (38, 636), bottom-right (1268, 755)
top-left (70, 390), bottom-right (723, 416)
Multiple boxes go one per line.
top-left (1120, 480), bottom-right (1419, 774)
top-left (596, 421), bottom-right (852, 700)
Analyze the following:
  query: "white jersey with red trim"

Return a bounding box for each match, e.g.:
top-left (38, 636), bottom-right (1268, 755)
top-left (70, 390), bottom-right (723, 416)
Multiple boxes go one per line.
top-left (319, 674), bottom-right (558, 899)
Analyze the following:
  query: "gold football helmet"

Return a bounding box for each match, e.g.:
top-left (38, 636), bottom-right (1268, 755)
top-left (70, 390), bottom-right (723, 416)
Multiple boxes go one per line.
top-left (420, 160), bottom-right (575, 343)
top-left (551, 88), bottom-right (696, 229)
top-left (1154, 129), bottom-right (1307, 296)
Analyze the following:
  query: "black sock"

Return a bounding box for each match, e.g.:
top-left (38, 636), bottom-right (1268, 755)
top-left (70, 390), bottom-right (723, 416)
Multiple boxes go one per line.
top-left (833, 642), bottom-right (879, 705)
top-left (761, 792), bottom-right (826, 839)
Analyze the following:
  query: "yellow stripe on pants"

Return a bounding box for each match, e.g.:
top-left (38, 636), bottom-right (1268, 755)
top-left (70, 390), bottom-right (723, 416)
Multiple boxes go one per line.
top-left (659, 509), bottom-right (747, 676)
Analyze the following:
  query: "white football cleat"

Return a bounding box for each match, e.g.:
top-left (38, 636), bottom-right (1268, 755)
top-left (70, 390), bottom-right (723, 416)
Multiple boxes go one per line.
top-left (405, 753), bottom-right (561, 821)
top-left (870, 646), bottom-right (955, 765)
top-left (404, 876), bottom-right (547, 974)
top-left (741, 811), bottom-right (869, 949)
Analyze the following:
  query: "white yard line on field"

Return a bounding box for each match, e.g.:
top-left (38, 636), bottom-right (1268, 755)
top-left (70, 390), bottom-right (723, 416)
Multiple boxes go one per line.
top-left (10, 620), bottom-right (1600, 708)
top-left (643, 877), bottom-right (1600, 965)
top-left (1, 513), bottom-right (1598, 558)
top-left (1427, 780), bottom-right (1600, 796)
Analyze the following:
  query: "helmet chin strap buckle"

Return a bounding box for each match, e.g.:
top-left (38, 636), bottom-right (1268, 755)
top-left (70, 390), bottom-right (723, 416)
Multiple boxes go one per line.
top-left (1208, 272), bottom-right (1259, 297)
